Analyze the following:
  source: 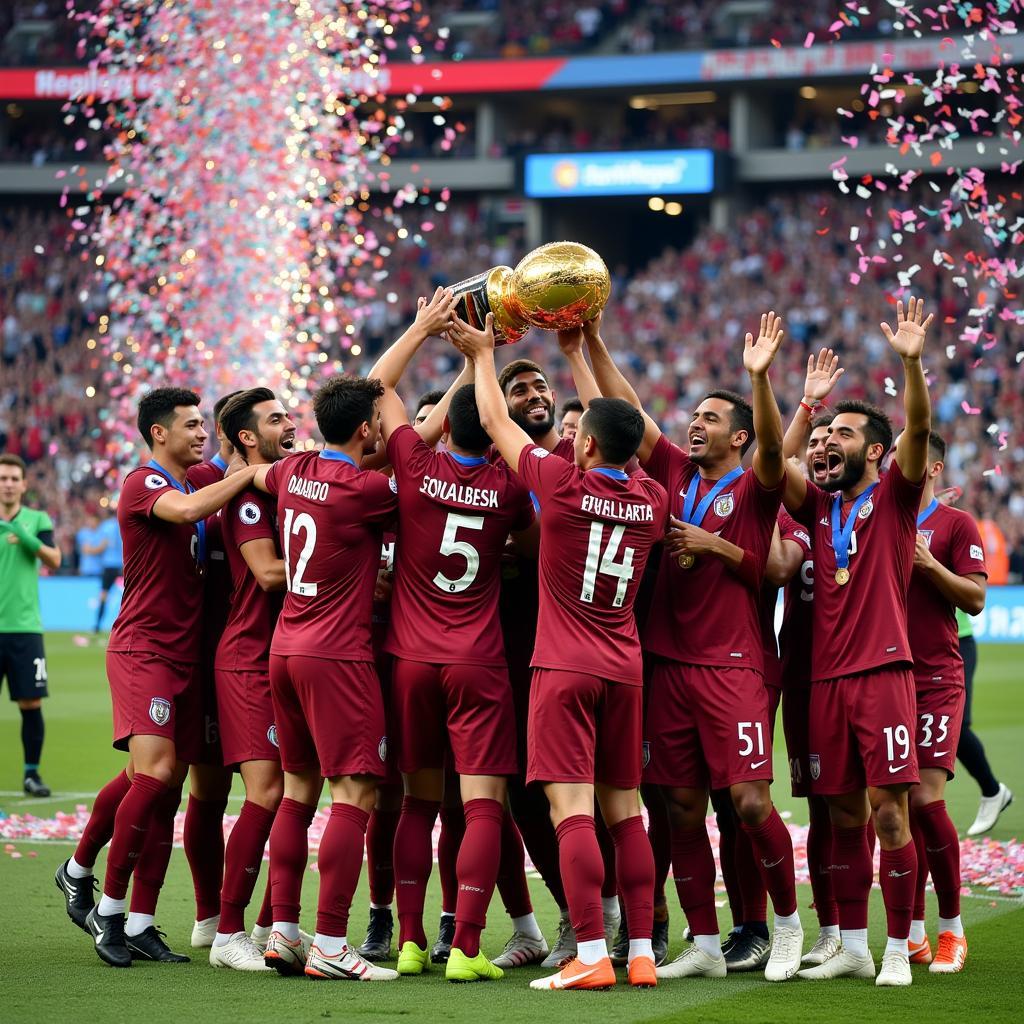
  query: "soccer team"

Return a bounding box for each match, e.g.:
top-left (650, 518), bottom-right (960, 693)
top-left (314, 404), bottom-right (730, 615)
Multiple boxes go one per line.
top-left (54, 290), bottom-right (988, 990)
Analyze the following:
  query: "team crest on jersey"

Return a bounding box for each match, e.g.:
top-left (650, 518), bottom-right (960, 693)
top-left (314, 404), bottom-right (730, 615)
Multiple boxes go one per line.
top-left (149, 697), bottom-right (171, 726)
top-left (809, 754), bottom-right (821, 781)
top-left (970, 544), bottom-right (983, 560)
top-left (239, 501), bottom-right (262, 525)
top-left (144, 473), bottom-right (168, 491)
top-left (642, 741), bottom-right (651, 769)
top-left (857, 500), bottom-right (874, 520)
top-left (713, 493), bottom-right (735, 518)
top-left (530, 447), bottom-right (549, 459)
top-left (267, 725), bottom-right (278, 748)
top-left (919, 530), bottom-right (934, 548)
top-left (378, 736), bottom-right (388, 762)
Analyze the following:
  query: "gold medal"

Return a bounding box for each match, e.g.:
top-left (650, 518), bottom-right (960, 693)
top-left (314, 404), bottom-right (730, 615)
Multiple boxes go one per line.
top-left (835, 567), bottom-right (850, 586)
top-left (677, 553), bottom-right (695, 569)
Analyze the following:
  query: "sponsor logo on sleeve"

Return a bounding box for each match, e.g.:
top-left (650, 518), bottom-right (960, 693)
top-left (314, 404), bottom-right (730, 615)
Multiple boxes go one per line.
top-left (239, 501), bottom-right (261, 525)
top-left (148, 697), bottom-right (172, 726)
top-left (795, 529), bottom-right (811, 546)
top-left (144, 473), bottom-right (168, 491)
top-left (530, 447), bottom-right (549, 459)
top-left (970, 544), bottom-right (984, 560)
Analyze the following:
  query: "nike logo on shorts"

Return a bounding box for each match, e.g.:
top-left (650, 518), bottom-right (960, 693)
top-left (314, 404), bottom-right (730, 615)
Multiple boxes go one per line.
top-left (750, 759), bottom-right (768, 770)
top-left (761, 857), bottom-right (784, 869)
top-left (888, 763), bottom-right (909, 774)
top-left (888, 869), bottom-right (912, 878)
top-left (926, 844), bottom-right (950, 853)
top-left (934, 750), bottom-right (948, 755)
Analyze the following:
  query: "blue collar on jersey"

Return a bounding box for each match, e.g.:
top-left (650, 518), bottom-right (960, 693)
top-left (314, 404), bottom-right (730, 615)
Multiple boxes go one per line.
top-left (917, 498), bottom-right (939, 528)
top-left (446, 450), bottom-right (488, 467)
top-left (319, 449), bottom-right (357, 466)
top-left (145, 459), bottom-right (206, 563)
top-left (211, 453), bottom-right (228, 473)
top-left (588, 466), bottom-right (629, 480)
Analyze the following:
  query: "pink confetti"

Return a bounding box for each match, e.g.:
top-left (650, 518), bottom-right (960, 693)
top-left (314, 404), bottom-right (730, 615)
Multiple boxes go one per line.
top-left (961, 401), bottom-right (982, 415)
top-left (804, 31), bottom-right (815, 48)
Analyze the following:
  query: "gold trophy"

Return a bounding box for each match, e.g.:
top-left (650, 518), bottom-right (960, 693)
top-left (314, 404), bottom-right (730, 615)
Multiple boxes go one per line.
top-left (449, 241), bottom-right (611, 346)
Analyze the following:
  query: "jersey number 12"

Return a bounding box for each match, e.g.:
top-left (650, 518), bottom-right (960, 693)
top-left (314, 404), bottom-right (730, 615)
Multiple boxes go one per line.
top-left (283, 507), bottom-right (318, 596)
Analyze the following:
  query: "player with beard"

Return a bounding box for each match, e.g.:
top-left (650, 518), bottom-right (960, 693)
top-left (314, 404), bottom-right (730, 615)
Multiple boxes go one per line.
top-left (206, 388), bottom-right (297, 970)
top-left (584, 312), bottom-right (803, 983)
top-left (787, 298), bottom-right (934, 987)
top-left (898, 430), bottom-right (986, 974)
top-left (451, 312), bottom-right (669, 991)
top-left (57, 388), bottom-right (260, 967)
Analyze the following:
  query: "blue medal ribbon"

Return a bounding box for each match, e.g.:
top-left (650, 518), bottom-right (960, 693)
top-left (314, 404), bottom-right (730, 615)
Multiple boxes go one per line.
top-left (916, 498), bottom-right (939, 528)
top-left (146, 459), bottom-right (206, 564)
top-left (680, 465), bottom-right (744, 526)
top-left (211, 453), bottom-right (228, 473)
top-left (831, 482), bottom-right (878, 572)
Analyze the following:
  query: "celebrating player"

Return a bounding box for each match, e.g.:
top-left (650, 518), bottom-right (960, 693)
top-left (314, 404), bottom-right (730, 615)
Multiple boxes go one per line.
top-left (786, 297), bottom-right (934, 987)
top-left (369, 290), bottom-right (538, 982)
top-left (584, 312), bottom-right (803, 982)
top-left (451, 311), bottom-right (669, 992)
top-left (902, 430), bottom-right (987, 973)
top-left (0, 453), bottom-right (61, 797)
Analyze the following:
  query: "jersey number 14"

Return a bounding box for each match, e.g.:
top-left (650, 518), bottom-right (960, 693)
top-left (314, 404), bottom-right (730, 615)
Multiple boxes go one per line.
top-left (580, 522), bottom-right (635, 609)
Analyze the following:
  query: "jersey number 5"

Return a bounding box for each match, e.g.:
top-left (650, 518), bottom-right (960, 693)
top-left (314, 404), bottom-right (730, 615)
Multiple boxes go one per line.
top-left (580, 522), bottom-right (635, 608)
top-left (434, 512), bottom-right (484, 593)
top-left (283, 507), bottom-right (318, 596)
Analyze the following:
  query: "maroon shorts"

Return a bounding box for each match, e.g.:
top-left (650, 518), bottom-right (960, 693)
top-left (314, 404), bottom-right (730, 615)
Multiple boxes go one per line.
top-left (527, 669), bottom-right (643, 789)
top-left (215, 666), bottom-right (280, 768)
top-left (194, 657), bottom-right (224, 767)
top-left (374, 649), bottom-right (401, 787)
top-left (107, 649), bottom-right (202, 764)
top-left (269, 655), bottom-right (388, 779)
top-left (782, 683), bottom-right (813, 798)
top-left (807, 667), bottom-right (920, 795)
top-left (914, 674), bottom-right (965, 779)
top-left (643, 660), bottom-right (773, 791)
top-left (391, 659), bottom-right (518, 777)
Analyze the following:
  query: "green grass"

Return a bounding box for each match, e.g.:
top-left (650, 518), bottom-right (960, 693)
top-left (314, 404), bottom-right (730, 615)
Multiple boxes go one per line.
top-left (1, 635), bottom-right (1021, 1024)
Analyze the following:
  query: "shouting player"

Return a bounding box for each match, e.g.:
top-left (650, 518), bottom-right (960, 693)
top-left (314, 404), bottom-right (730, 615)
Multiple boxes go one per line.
top-left (902, 430), bottom-right (986, 973)
top-left (451, 311), bottom-right (669, 992)
top-left (585, 313), bottom-right (803, 982)
top-left (787, 298), bottom-right (934, 987)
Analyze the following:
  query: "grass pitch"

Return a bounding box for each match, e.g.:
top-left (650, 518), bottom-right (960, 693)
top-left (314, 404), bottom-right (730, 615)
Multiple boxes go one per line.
top-left (1, 634), bottom-right (1021, 1024)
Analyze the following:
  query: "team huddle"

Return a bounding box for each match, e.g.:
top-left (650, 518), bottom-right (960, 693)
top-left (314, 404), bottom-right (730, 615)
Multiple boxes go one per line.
top-left (54, 290), bottom-right (986, 991)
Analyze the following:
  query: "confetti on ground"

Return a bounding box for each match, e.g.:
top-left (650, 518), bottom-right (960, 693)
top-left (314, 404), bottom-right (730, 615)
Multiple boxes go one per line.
top-left (2, 807), bottom-right (1021, 895)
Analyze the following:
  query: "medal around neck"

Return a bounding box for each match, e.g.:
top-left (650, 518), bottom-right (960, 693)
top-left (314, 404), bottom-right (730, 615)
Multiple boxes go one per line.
top-left (834, 567), bottom-right (850, 586)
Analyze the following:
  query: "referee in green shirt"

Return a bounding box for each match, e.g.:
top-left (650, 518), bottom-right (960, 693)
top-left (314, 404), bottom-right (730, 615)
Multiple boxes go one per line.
top-left (0, 454), bottom-right (62, 796)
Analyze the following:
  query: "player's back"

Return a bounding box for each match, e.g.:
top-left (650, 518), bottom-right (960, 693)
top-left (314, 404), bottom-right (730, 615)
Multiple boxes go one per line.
top-left (385, 424), bottom-right (535, 665)
top-left (265, 449), bottom-right (397, 662)
top-left (518, 446), bottom-right (669, 687)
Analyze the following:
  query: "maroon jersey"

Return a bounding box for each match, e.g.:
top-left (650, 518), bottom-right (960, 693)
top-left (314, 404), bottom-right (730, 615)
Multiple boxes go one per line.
top-left (641, 435), bottom-right (782, 674)
top-left (187, 457), bottom-right (227, 489)
top-left (265, 449), bottom-right (397, 661)
top-left (908, 503), bottom-right (987, 683)
top-left (792, 461), bottom-right (925, 682)
top-left (385, 425), bottom-right (535, 666)
top-left (186, 462), bottom-right (232, 658)
top-left (108, 465), bottom-right (204, 662)
top-left (216, 487), bottom-right (284, 673)
top-left (777, 508), bottom-right (814, 686)
top-left (516, 443), bottom-right (669, 686)
top-left (371, 530), bottom-right (396, 654)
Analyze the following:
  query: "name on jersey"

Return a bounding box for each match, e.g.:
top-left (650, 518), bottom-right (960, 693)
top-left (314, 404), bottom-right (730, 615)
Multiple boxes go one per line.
top-left (419, 475), bottom-right (499, 509)
top-left (581, 494), bottom-right (654, 522)
top-left (286, 475), bottom-right (330, 502)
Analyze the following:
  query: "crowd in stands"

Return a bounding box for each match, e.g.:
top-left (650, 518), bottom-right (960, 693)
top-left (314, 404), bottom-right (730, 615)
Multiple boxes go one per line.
top-left (3, 191), bottom-right (1022, 579)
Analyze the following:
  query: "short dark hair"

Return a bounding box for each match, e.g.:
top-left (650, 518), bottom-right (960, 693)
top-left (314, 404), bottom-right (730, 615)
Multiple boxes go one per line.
top-left (560, 397), bottom-right (584, 417)
top-left (928, 429), bottom-right (947, 463)
top-left (214, 390), bottom-right (243, 426)
top-left (312, 375), bottom-right (384, 445)
top-left (415, 389), bottom-right (446, 416)
top-left (810, 411), bottom-right (835, 431)
top-left (832, 399), bottom-right (893, 456)
top-left (498, 358), bottom-right (546, 396)
top-left (580, 397), bottom-right (645, 465)
top-left (446, 384), bottom-right (491, 454)
top-left (703, 389), bottom-right (755, 456)
top-left (219, 387), bottom-right (276, 452)
top-left (0, 453), bottom-right (26, 477)
top-left (137, 387), bottom-right (201, 449)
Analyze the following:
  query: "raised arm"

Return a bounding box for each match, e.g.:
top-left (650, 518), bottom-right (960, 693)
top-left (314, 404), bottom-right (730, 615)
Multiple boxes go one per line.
top-left (884, 296), bottom-right (933, 483)
top-left (414, 358), bottom-right (474, 449)
top-left (153, 464), bottom-right (258, 523)
top-left (448, 313), bottom-right (533, 470)
top-left (783, 347), bottom-right (844, 459)
top-left (581, 313), bottom-right (662, 463)
top-left (556, 326), bottom-right (600, 409)
top-left (744, 311), bottom-right (786, 488)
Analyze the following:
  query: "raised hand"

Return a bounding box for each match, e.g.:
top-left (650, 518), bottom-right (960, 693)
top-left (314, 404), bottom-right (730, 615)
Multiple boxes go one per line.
top-left (881, 295), bottom-right (933, 361)
top-left (581, 310), bottom-right (603, 344)
top-left (803, 347), bottom-right (845, 403)
top-left (556, 325), bottom-right (584, 357)
top-left (743, 311), bottom-right (784, 377)
top-left (448, 312), bottom-right (496, 360)
top-left (414, 286), bottom-right (457, 337)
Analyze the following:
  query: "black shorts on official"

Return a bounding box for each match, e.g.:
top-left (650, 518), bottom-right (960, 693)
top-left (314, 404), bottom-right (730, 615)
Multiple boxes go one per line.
top-left (100, 566), bottom-right (122, 591)
top-left (0, 633), bottom-right (49, 701)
